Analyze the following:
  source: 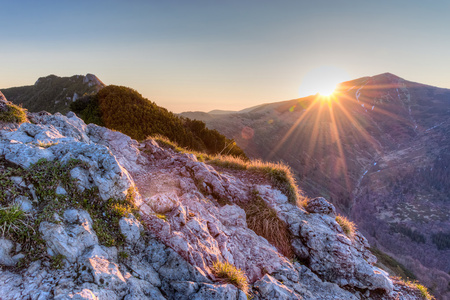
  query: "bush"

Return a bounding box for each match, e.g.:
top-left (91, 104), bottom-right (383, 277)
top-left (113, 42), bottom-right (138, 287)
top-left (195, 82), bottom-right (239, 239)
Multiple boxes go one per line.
top-left (336, 214), bottom-right (356, 238)
top-left (211, 261), bottom-right (249, 294)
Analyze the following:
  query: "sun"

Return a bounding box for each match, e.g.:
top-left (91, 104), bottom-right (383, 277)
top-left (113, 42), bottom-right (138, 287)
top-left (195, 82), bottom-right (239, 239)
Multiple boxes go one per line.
top-left (317, 85), bottom-right (337, 97)
top-left (299, 66), bottom-right (350, 98)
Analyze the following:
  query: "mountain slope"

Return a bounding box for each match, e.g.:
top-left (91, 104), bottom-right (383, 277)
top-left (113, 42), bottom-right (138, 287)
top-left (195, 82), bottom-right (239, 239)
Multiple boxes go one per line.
top-left (181, 73), bottom-right (450, 298)
top-left (1, 74), bottom-right (105, 114)
top-left (71, 85), bottom-right (247, 158)
top-left (0, 92), bottom-right (428, 299)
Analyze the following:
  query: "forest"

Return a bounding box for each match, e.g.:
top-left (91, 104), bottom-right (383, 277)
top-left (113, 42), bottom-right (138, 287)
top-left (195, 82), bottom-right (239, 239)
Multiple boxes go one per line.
top-left (70, 85), bottom-right (247, 158)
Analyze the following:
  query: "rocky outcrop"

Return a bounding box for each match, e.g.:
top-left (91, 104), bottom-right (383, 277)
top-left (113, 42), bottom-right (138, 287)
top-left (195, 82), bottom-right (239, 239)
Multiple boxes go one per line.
top-left (0, 103), bottom-right (426, 299)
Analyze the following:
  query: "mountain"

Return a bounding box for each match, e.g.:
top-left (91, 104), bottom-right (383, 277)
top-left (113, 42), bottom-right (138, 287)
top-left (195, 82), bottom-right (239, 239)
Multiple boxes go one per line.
top-left (1, 74), bottom-right (105, 114)
top-left (181, 73), bottom-right (450, 298)
top-left (0, 93), bottom-right (427, 299)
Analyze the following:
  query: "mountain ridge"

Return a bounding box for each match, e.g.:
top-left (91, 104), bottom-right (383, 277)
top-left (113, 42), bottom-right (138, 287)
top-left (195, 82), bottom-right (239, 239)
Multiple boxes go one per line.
top-left (0, 92), bottom-right (428, 299)
top-left (180, 72), bottom-right (450, 299)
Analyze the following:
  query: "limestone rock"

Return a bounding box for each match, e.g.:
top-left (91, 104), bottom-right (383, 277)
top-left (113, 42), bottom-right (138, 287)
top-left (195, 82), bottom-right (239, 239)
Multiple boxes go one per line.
top-left (304, 197), bottom-right (336, 217)
top-left (40, 209), bottom-right (98, 262)
top-left (0, 238), bottom-right (19, 266)
top-left (119, 214), bottom-right (143, 244)
top-left (254, 274), bottom-right (300, 300)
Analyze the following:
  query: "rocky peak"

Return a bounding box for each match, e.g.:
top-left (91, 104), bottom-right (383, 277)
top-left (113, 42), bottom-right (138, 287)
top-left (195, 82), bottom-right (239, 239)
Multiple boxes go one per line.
top-left (0, 109), bottom-right (429, 299)
top-left (83, 73), bottom-right (105, 89)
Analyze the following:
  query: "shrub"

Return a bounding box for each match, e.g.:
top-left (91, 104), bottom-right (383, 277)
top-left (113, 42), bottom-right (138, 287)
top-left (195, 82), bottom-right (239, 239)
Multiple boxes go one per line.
top-left (211, 260), bottom-right (249, 294)
top-left (245, 191), bottom-right (293, 258)
top-left (0, 102), bottom-right (27, 124)
top-left (336, 214), bottom-right (356, 238)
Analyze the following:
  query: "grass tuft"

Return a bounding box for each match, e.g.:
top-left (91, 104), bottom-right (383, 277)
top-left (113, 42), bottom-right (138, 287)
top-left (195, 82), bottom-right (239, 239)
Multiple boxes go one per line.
top-left (209, 156), bottom-right (303, 206)
top-left (335, 214), bottom-right (356, 238)
top-left (0, 204), bottom-right (30, 237)
top-left (211, 260), bottom-right (249, 294)
top-left (400, 279), bottom-right (435, 300)
top-left (0, 102), bottom-right (27, 124)
top-left (244, 190), bottom-right (293, 258)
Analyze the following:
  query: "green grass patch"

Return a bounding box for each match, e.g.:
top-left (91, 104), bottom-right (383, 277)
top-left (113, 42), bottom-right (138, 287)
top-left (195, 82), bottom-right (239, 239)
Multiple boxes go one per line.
top-left (50, 254), bottom-right (66, 269)
top-left (0, 158), bottom-right (141, 268)
top-left (211, 260), bottom-right (249, 294)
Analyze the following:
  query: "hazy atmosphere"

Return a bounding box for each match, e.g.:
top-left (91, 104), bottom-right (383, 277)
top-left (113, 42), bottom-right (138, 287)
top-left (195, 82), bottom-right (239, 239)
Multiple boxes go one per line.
top-left (2, 0), bottom-right (449, 112)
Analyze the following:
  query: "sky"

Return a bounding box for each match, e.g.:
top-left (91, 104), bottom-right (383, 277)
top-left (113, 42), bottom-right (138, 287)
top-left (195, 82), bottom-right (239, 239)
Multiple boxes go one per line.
top-left (1, 0), bottom-right (449, 113)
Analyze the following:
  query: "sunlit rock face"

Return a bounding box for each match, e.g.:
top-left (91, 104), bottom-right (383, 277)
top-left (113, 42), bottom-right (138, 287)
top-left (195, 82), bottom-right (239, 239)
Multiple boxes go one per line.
top-left (0, 102), bottom-right (423, 299)
top-left (180, 73), bottom-right (450, 299)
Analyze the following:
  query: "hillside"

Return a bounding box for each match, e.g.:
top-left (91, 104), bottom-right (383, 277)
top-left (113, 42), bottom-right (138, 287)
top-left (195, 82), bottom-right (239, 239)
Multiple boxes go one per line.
top-left (1, 74), bottom-right (105, 114)
top-left (180, 73), bottom-right (450, 299)
top-left (70, 85), bottom-right (247, 158)
top-left (0, 92), bottom-right (428, 299)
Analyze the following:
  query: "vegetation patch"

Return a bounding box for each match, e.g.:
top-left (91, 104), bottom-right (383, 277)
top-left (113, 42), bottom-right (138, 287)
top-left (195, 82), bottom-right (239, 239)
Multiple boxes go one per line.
top-left (70, 85), bottom-right (247, 158)
top-left (369, 247), bottom-right (416, 281)
top-left (0, 158), bottom-right (140, 268)
top-left (335, 214), bottom-right (356, 238)
top-left (244, 190), bottom-right (293, 258)
top-left (400, 279), bottom-right (435, 300)
top-left (211, 260), bottom-right (249, 294)
top-left (0, 102), bottom-right (27, 124)
top-left (50, 254), bottom-right (66, 269)
top-left (389, 224), bottom-right (426, 244)
top-left (209, 156), bottom-right (303, 206)
top-left (431, 231), bottom-right (450, 250)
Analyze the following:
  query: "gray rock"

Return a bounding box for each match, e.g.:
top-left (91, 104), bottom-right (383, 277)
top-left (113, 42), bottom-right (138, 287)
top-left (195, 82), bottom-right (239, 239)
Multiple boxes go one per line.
top-left (0, 238), bottom-right (18, 266)
top-left (124, 277), bottom-right (165, 300)
top-left (40, 209), bottom-right (98, 263)
top-left (14, 195), bottom-right (33, 212)
top-left (56, 185), bottom-right (68, 195)
top-left (189, 283), bottom-right (241, 300)
top-left (304, 197), bottom-right (336, 217)
top-left (119, 214), bottom-right (143, 245)
top-left (1, 142), bottom-right (55, 169)
top-left (254, 274), bottom-right (300, 300)
top-left (10, 176), bottom-right (27, 188)
top-left (80, 250), bottom-right (127, 297)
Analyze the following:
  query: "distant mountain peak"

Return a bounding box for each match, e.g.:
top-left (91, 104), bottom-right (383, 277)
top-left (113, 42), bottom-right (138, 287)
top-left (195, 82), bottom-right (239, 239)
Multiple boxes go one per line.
top-left (84, 73), bottom-right (105, 88)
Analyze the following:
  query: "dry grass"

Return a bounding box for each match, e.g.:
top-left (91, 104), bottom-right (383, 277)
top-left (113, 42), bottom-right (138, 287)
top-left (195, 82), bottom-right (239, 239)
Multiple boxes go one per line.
top-left (211, 260), bottom-right (249, 294)
top-left (209, 156), bottom-right (303, 206)
top-left (398, 278), bottom-right (435, 300)
top-left (148, 135), bottom-right (303, 206)
top-left (244, 191), bottom-right (293, 258)
top-left (336, 214), bottom-right (356, 238)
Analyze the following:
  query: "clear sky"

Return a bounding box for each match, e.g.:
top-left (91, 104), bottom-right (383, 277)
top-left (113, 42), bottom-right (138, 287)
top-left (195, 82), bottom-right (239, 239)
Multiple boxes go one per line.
top-left (1, 0), bottom-right (449, 113)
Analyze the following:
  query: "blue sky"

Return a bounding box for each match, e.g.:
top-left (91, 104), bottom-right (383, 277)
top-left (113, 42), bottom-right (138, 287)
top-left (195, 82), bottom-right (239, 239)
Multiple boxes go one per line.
top-left (1, 0), bottom-right (449, 112)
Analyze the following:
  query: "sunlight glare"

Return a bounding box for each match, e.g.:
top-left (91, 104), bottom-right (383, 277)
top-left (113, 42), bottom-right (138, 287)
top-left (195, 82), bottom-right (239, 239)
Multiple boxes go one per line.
top-left (299, 66), bottom-right (350, 98)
